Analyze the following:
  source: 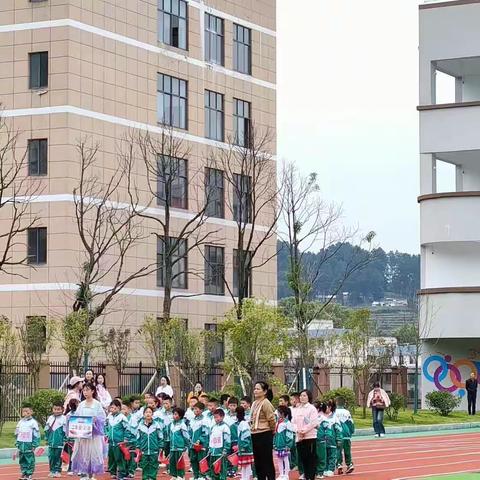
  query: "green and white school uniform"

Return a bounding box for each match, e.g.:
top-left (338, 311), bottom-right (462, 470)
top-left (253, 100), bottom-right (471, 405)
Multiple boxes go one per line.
top-left (136, 420), bottom-right (163, 480)
top-left (169, 419), bottom-right (191, 478)
top-left (44, 414), bottom-right (67, 475)
top-left (237, 420), bottom-right (254, 466)
top-left (189, 413), bottom-right (209, 479)
top-left (15, 417), bottom-right (40, 478)
top-left (125, 413), bottom-right (141, 477)
top-left (105, 411), bottom-right (129, 479)
top-left (208, 422), bottom-right (231, 480)
top-left (157, 408), bottom-right (174, 457)
top-left (318, 414), bottom-right (342, 476)
top-left (225, 414), bottom-right (238, 476)
top-left (335, 408), bottom-right (355, 470)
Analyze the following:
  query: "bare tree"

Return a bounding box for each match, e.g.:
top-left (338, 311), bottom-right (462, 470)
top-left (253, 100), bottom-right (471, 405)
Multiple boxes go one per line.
top-left (72, 138), bottom-right (156, 324)
top-left (100, 325), bottom-right (133, 378)
top-left (214, 126), bottom-right (279, 319)
top-left (123, 130), bottom-right (219, 321)
top-left (280, 162), bottom-right (377, 377)
top-left (0, 113), bottom-right (41, 273)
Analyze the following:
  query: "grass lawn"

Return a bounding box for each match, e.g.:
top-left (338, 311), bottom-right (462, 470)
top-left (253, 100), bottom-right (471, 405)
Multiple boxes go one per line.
top-left (0, 422), bottom-right (17, 449)
top-left (352, 409), bottom-right (475, 429)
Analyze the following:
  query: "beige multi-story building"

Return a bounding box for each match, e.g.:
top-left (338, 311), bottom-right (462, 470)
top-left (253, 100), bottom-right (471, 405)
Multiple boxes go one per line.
top-left (0, 0), bottom-right (277, 361)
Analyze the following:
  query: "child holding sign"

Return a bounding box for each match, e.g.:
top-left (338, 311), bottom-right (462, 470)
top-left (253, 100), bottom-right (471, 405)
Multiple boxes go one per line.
top-left (15, 402), bottom-right (40, 480)
top-left (44, 400), bottom-right (67, 478)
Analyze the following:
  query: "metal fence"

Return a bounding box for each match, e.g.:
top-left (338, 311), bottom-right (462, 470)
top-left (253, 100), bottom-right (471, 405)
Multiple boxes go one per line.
top-left (118, 363), bottom-right (159, 397)
top-left (50, 362), bottom-right (106, 392)
top-left (0, 363), bottom-right (35, 421)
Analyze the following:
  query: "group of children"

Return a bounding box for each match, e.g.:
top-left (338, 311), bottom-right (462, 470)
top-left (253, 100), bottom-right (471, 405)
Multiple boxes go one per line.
top-left (15, 390), bottom-right (354, 480)
top-left (273, 393), bottom-right (355, 479)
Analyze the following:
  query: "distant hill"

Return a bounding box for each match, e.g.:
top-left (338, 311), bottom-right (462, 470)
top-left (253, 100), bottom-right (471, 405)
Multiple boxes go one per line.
top-left (277, 242), bottom-right (420, 307)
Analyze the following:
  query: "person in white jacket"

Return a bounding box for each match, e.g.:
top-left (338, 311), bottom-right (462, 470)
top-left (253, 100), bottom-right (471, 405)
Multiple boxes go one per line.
top-left (366, 382), bottom-right (391, 437)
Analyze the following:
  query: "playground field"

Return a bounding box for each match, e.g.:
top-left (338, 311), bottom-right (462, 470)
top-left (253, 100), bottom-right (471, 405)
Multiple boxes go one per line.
top-left (1, 429), bottom-right (480, 479)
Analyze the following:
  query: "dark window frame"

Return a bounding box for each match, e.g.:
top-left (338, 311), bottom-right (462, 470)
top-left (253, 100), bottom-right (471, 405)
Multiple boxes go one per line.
top-left (205, 323), bottom-right (224, 364)
top-left (205, 13), bottom-right (224, 66)
top-left (28, 139), bottom-right (48, 176)
top-left (205, 167), bottom-right (225, 219)
top-left (233, 98), bottom-right (251, 147)
top-left (233, 249), bottom-right (253, 298)
top-left (204, 245), bottom-right (225, 295)
top-left (27, 227), bottom-right (47, 265)
top-left (205, 90), bottom-right (224, 141)
top-left (233, 173), bottom-right (252, 223)
top-left (29, 51), bottom-right (48, 89)
top-left (157, 73), bottom-right (188, 129)
top-left (157, 156), bottom-right (188, 209)
top-left (158, 0), bottom-right (188, 50)
top-left (156, 236), bottom-right (188, 289)
top-left (233, 24), bottom-right (252, 75)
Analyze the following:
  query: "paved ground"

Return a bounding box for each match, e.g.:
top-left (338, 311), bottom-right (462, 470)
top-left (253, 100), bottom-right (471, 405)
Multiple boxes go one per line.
top-left (2, 430), bottom-right (480, 479)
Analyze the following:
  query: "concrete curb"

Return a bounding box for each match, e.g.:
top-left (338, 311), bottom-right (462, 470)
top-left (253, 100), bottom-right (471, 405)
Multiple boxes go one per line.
top-left (355, 421), bottom-right (480, 436)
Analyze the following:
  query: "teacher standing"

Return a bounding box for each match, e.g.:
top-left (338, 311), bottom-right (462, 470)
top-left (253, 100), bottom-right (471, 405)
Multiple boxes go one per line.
top-left (466, 372), bottom-right (478, 415)
top-left (250, 381), bottom-right (276, 480)
top-left (71, 382), bottom-right (106, 479)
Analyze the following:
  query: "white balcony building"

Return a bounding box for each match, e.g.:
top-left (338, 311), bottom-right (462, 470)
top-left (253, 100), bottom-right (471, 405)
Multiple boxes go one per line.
top-left (419, 0), bottom-right (480, 409)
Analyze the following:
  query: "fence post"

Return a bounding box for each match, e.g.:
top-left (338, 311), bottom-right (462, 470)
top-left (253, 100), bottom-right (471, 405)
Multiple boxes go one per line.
top-left (39, 361), bottom-right (50, 390)
top-left (139, 361), bottom-right (143, 394)
top-left (106, 364), bottom-right (119, 398)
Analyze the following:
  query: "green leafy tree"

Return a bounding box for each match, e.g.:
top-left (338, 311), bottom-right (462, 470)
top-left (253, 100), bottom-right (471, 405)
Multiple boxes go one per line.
top-left (426, 391), bottom-right (461, 416)
top-left (59, 310), bottom-right (97, 374)
top-left (24, 390), bottom-right (65, 425)
top-left (219, 299), bottom-right (292, 394)
top-left (17, 316), bottom-right (54, 390)
top-left (342, 309), bottom-right (393, 418)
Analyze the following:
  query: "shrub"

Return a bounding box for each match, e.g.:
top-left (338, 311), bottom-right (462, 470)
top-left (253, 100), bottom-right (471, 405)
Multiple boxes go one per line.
top-left (425, 391), bottom-right (461, 416)
top-left (322, 388), bottom-right (356, 412)
top-left (385, 392), bottom-right (406, 421)
top-left (24, 389), bottom-right (65, 425)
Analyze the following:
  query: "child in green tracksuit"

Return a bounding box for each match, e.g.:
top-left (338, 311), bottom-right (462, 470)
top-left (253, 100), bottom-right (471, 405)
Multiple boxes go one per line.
top-left (189, 402), bottom-right (209, 480)
top-left (209, 409), bottom-right (231, 480)
top-left (44, 400), bottom-right (67, 477)
top-left (225, 397), bottom-right (239, 478)
top-left (15, 403), bottom-right (40, 480)
top-left (169, 408), bottom-right (191, 480)
top-left (105, 399), bottom-right (129, 480)
top-left (273, 406), bottom-right (296, 480)
top-left (122, 401), bottom-right (139, 478)
top-left (236, 407), bottom-right (254, 480)
top-left (318, 400), bottom-right (342, 478)
top-left (335, 398), bottom-right (355, 475)
top-left (156, 396), bottom-right (174, 459)
top-left (136, 406), bottom-right (164, 480)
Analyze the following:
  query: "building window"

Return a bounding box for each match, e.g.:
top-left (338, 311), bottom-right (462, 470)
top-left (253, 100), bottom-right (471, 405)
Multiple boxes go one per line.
top-left (233, 173), bottom-right (252, 223)
top-left (157, 73), bottom-right (187, 129)
top-left (29, 52), bottom-right (48, 89)
top-left (233, 99), bottom-right (251, 147)
top-left (28, 139), bottom-right (48, 176)
top-left (233, 249), bottom-right (252, 298)
top-left (205, 90), bottom-right (224, 141)
top-left (157, 236), bottom-right (188, 289)
top-left (27, 227), bottom-right (47, 265)
top-left (205, 246), bottom-right (225, 295)
top-left (233, 24), bottom-right (251, 75)
top-left (205, 13), bottom-right (224, 65)
top-left (25, 316), bottom-right (47, 354)
top-left (205, 168), bottom-right (224, 218)
top-left (158, 0), bottom-right (188, 50)
top-left (157, 156), bottom-right (188, 209)
top-left (205, 323), bottom-right (224, 363)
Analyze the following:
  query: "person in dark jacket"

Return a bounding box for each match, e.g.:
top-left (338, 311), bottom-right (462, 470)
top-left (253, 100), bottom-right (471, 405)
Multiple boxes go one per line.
top-left (466, 372), bottom-right (478, 415)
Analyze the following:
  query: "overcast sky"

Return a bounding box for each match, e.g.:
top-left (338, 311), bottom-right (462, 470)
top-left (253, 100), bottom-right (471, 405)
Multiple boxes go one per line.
top-left (277, 0), bottom-right (421, 254)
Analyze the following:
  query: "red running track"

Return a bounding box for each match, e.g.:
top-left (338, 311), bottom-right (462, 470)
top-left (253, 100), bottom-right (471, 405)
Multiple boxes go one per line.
top-left (1, 431), bottom-right (480, 480)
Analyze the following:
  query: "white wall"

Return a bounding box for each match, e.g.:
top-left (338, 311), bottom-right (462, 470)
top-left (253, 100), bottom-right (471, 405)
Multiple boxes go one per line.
top-left (463, 75), bottom-right (480, 102)
top-left (423, 243), bottom-right (480, 288)
top-left (422, 339), bottom-right (480, 411)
